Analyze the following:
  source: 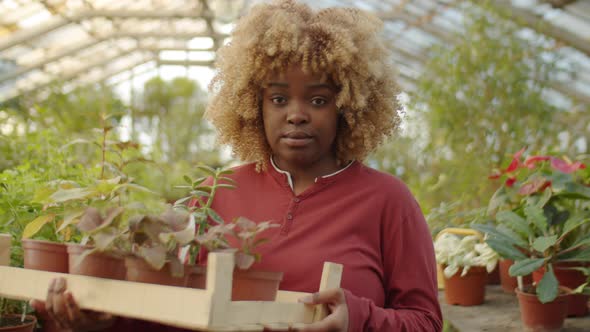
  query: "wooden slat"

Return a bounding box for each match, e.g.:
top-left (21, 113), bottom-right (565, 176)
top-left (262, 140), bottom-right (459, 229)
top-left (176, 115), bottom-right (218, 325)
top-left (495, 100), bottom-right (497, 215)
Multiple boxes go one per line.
top-left (0, 252), bottom-right (344, 331)
top-left (0, 266), bottom-right (212, 330)
top-left (0, 234), bottom-right (10, 266)
top-left (314, 263), bottom-right (344, 322)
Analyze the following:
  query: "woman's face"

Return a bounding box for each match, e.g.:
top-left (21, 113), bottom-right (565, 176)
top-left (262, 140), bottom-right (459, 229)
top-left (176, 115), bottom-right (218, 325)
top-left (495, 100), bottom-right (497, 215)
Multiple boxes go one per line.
top-left (262, 67), bottom-right (339, 170)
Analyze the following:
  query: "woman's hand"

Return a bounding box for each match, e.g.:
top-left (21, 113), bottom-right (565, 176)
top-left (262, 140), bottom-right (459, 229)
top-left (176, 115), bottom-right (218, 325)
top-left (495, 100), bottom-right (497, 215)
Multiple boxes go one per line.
top-left (30, 277), bottom-right (115, 332)
top-left (295, 288), bottom-right (349, 332)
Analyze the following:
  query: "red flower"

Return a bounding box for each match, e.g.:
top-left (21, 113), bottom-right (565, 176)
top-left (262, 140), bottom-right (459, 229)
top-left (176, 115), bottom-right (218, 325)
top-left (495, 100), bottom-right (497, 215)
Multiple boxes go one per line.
top-left (524, 155), bottom-right (550, 169)
top-left (550, 157), bottom-right (587, 174)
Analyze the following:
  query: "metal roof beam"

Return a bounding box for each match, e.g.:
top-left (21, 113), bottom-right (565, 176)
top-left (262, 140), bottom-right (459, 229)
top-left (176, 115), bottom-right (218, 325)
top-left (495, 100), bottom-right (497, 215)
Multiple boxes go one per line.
top-left (0, 31), bottom-right (224, 83)
top-left (0, 9), bottom-right (214, 51)
top-left (2, 48), bottom-right (149, 100)
top-left (489, 0), bottom-right (590, 57)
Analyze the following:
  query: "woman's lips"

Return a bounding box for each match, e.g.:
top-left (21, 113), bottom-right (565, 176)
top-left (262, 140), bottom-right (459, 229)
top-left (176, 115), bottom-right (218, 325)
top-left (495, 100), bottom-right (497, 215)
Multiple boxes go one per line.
top-left (281, 132), bottom-right (313, 147)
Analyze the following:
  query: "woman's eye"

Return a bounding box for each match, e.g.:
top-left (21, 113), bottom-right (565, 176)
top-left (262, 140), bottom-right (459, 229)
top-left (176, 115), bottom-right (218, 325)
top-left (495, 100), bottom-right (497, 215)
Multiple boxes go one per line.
top-left (311, 97), bottom-right (327, 106)
top-left (271, 96), bottom-right (287, 104)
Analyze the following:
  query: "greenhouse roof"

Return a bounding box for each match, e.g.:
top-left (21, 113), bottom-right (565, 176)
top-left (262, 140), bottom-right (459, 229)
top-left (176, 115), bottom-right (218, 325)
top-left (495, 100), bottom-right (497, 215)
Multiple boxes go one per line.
top-left (1, 0), bottom-right (589, 107)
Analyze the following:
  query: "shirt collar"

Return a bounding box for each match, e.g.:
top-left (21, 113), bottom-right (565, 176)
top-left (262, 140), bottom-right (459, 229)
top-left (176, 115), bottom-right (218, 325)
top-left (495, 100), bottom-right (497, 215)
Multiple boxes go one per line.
top-left (269, 156), bottom-right (355, 191)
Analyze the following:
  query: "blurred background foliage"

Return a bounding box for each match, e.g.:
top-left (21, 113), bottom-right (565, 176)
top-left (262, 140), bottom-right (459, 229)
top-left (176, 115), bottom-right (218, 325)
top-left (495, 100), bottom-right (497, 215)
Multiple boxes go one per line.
top-left (1, 3), bottom-right (589, 239)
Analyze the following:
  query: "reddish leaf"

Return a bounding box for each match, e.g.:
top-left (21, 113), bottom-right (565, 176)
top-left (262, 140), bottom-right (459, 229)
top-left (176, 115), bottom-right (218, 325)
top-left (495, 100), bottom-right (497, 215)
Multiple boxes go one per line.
top-left (488, 170), bottom-right (502, 179)
top-left (550, 157), bottom-right (587, 174)
top-left (514, 147), bottom-right (526, 159)
top-left (505, 158), bottom-right (520, 173)
top-left (519, 177), bottom-right (551, 196)
top-left (505, 177), bottom-right (517, 187)
top-left (524, 156), bottom-right (550, 169)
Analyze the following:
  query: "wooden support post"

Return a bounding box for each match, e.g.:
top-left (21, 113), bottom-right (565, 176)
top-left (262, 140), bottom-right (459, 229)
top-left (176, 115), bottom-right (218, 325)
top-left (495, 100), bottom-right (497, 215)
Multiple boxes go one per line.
top-left (207, 252), bottom-right (234, 328)
top-left (0, 234), bottom-right (10, 266)
top-left (313, 262), bottom-right (343, 322)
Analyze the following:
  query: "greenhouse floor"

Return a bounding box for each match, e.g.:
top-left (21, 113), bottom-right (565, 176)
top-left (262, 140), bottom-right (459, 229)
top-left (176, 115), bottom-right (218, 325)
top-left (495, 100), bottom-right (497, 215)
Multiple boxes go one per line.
top-left (439, 286), bottom-right (590, 331)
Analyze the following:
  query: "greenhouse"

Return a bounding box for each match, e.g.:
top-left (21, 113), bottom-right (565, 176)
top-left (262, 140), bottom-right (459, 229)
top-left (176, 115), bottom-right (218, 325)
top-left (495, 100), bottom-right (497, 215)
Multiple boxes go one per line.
top-left (1, 0), bottom-right (589, 331)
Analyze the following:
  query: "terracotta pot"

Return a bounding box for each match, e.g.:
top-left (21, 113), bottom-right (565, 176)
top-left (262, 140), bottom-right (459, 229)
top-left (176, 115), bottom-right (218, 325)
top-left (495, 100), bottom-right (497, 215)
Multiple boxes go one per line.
top-left (124, 257), bottom-right (186, 287)
top-left (0, 314), bottom-right (36, 332)
top-left (516, 286), bottom-right (569, 332)
top-left (67, 243), bottom-right (126, 280)
top-left (232, 269), bottom-right (283, 301)
top-left (22, 239), bottom-right (68, 273)
top-left (533, 263), bottom-right (589, 317)
top-left (499, 259), bottom-right (533, 293)
top-left (487, 263), bottom-right (500, 285)
top-left (185, 264), bottom-right (206, 289)
top-left (443, 265), bottom-right (487, 306)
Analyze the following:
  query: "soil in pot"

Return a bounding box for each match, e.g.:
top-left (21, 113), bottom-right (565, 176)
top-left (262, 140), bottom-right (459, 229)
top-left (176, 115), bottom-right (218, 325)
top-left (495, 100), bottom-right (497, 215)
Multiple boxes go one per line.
top-left (443, 265), bottom-right (487, 306)
top-left (499, 259), bottom-right (533, 293)
top-left (22, 239), bottom-right (68, 273)
top-left (515, 285), bottom-right (569, 332)
top-left (124, 257), bottom-right (186, 287)
top-left (0, 314), bottom-right (36, 332)
top-left (533, 263), bottom-right (589, 317)
top-left (232, 269), bottom-right (283, 301)
top-left (67, 243), bottom-right (126, 280)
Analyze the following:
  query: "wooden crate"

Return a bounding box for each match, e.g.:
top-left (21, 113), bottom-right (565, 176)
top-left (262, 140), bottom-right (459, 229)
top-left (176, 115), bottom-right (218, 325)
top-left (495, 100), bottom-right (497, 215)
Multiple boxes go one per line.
top-left (0, 250), bottom-right (342, 331)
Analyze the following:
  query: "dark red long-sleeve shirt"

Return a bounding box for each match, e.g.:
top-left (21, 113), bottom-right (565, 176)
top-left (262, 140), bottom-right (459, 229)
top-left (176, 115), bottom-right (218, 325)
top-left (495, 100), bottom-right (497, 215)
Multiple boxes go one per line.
top-left (206, 161), bottom-right (442, 331)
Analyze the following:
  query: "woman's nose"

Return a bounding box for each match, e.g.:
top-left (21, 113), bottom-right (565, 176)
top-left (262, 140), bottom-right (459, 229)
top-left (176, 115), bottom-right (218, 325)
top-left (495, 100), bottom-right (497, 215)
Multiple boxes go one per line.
top-left (286, 102), bottom-right (309, 125)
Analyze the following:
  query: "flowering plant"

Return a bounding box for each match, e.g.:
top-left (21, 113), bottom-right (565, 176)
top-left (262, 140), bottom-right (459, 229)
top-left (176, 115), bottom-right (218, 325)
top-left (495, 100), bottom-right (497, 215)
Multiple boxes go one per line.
top-left (434, 232), bottom-right (499, 278)
top-left (474, 147), bottom-right (590, 303)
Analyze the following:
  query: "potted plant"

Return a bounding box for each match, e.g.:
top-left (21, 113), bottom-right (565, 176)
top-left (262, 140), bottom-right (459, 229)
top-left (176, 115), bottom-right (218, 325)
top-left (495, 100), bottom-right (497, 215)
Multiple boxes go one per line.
top-left (434, 228), bottom-right (499, 306)
top-left (22, 114), bottom-right (162, 280)
top-left (0, 298), bottom-right (36, 332)
top-left (174, 167), bottom-right (282, 300)
top-left (475, 148), bottom-right (590, 329)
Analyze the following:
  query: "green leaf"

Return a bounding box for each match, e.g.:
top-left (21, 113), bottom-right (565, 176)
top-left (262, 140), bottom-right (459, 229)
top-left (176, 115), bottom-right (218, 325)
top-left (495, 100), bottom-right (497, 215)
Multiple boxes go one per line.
top-left (183, 175), bottom-right (192, 184)
top-left (57, 209), bottom-right (85, 232)
top-left (554, 182), bottom-right (590, 200)
top-left (217, 168), bottom-right (234, 175)
top-left (192, 177), bottom-right (207, 188)
top-left (216, 184), bottom-right (236, 190)
top-left (60, 138), bottom-right (98, 150)
top-left (557, 247), bottom-right (590, 262)
top-left (495, 211), bottom-right (530, 237)
top-left (487, 187), bottom-right (508, 216)
top-left (509, 258), bottom-right (545, 277)
top-left (563, 218), bottom-right (590, 237)
top-left (524, 205), bottom-right (547, 234)
top-left (190, 190), bottom-right (210, 198)
top-left (136, 245), bottom-right (167, 271)
top-left (537, 187), bottom-right (552, 208)
top-left (92, 228), bottom-right (120, 250)
top-left (196, 165), bottom-right (216, 176)
top-left (22, 214), bottom-right (56, 239)
top-left (485, 238), bottom-right (527, 260)
top-left (497, 224), bottom-right (528, 247)
top-left (219, 176), bottom-right (237, 185)
top-left (471, 223), bottom-right (527, 247)
top-left (205, 208), bottom-right (224, 224)
top-left (173, 196), bottom-right (192, 206)
top-left (50, 188), bottom-right (93, 203)
top-left (532, 235), bottom-right (557, 252)
top-left (536, 265), bottom-right (559, 303)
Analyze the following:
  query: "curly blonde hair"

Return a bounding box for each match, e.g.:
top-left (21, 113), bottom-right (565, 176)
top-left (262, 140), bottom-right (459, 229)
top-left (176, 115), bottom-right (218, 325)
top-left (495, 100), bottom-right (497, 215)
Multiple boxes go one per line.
top-left (206, 0), bottom-right (401, 170)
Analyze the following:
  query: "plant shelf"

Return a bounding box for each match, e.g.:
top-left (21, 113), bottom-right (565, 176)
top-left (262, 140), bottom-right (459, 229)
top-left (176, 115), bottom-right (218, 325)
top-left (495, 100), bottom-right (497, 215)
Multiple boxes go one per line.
top-left (0, 252), bottom-right (342, 331)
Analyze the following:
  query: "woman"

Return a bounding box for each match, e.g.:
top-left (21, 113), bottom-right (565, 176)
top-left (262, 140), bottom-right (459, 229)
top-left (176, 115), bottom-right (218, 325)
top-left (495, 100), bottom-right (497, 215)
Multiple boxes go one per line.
top-left (33, 1), bottom-right (442, 331)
